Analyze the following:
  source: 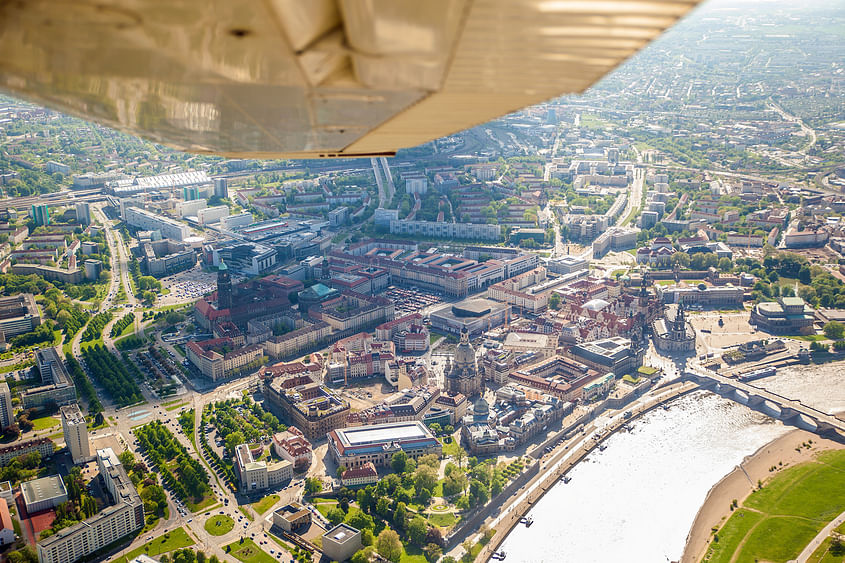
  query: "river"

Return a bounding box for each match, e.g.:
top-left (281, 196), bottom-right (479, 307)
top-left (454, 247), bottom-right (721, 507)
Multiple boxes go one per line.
top-left (495, 363), bottom-right (845, 563)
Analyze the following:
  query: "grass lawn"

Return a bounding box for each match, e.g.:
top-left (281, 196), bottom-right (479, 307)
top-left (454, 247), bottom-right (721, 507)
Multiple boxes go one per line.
top-left (164, 402), bottom-right (188, 412)
top-left (252, 494), bottom-right (280, 515)
top-left (238, 505), bottom-right (255, 521)
top-left (186, 494), bottom-right (217, 513)
top-left (118, 526), bottom-right (194, 562)
top-left (313, 499), bottom-right (338, 518)
top-left (162, 398), bottom-right (183, 407)
top-left (427, 512), bottom-right (457, 527)
top-left (430, 333), bottom-right (443, 345)
top-left (703, 450), bottom-right (845, 563)
top-left (638, 366), bottom-right (659, 376)
top-left (204, 514), bottom-right (235, 536)
top-left (31, 416), bottom-right (60, 432)
top-left (440, 438), bottom-right (461, 459)
top-left (225, 538), bottom-right (276, 563)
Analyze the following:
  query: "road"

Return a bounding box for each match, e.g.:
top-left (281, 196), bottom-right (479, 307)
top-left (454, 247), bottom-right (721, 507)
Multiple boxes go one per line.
top-left (615, 167), bottom-right (644, 228)
top-left (372, 158), bottom-right (388, 208)
top-left (795, 507), bottom-right (845, 563)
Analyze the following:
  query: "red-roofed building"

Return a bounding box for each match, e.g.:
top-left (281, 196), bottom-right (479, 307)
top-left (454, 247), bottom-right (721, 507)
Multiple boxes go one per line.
top-left (340, 462), bottom-right (378, 487)
top-left (272, 427), bottom-right (313, 472)
top-left (0, 498), bottom-right (14, 545)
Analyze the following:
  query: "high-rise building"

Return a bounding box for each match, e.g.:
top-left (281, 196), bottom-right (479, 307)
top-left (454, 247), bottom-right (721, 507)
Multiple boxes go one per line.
top-left (74, 202), bottom-right (91, 225)
top-left (217, 260), bottom-right (233, 310)
top-left (61, 404), bottom-right (91, 464)
top-left (31, 204), bottom-right (49, 226)
top-left (0, 383), bottom-right (12, 429)
top-left (213, 177), bottom-right (228, 199)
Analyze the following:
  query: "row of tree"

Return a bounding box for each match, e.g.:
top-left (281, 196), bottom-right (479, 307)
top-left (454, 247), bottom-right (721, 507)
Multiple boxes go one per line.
top-left (81, 310), bottom-right (113, 341)
top-left (110, 313), bottom-right (134, 338)
top-left (65, 353), bottom-right (103, 413)
top-left (135, 420), bottom-right (210, 502)
top-left (81, 344), bottom-right (142, 407)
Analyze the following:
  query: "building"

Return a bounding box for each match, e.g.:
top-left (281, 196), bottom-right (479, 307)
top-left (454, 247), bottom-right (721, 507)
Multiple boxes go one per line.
top-left (546, 256), bottom-right (589, 275)
top-left (444, 328), bottom-right (482, 397)
top-left (22, 347), bottom-right (76, 409)
top-left (125, 207), bottom-right (190, 241)
top-left (0, 293), bottom-right (41, 339)
top-left (142, 239), bottom-right (196, 277)
top-left (46, 161), bottom-right (70, 175)
top-left (328, 207), bottom-right (350, 228)
top-left (31, 204), bottom-right (49, 226)
top-left (657, 284), bottom-right (745, 308)
top-left (207, 241), bottom-right (277, 275)
top-left (328, 421), bottom-right (441, 469)
top-left (652, 304), bottom-right (696, 353)
top-left (340, 462), bottom-right (379, 488)
top-left (217, 261), bottom-right (233, 310)
top-left (37, 449), bottom-right (144, 563)
top-left (61, 404), bottom-right (91, 464)
top-left (0, 383), bottom-right (11, 429)
top-left (234, 444), bottom-right (293, 492)
top-left (375, 314), bottom-right (429, 353)
top-left (220, 212), bottom-right (253, 230)
top-left (568, 337), bottom-right (643, 376)
top-left (186, 338), bottom-right (263, 381)
top-left (322, 524), bottom-right (363, 563)
top-left (404, 175), bottom-right (428, 195)
top-left (272, 427), bottom-right (312, 472)
top-left (213, 177), bottom-right (229, 199)
top-left (272, 502), bottom-right (311, 532)
top-left (83, 259), bottom-right (102, 281)
top-left (74, 202), bottom-right (91, 225)
top-left (503, 332), bottom-right (556, 359)
top-left (750, 297), bottom-right (815, 335)
top-left (0, 438), bottom-right (54, 466)
top-left (264, 376), bottom-right (350, 441)
top-left (21, 475), bottom-right (68, 513)
top-left (390, 220), bottom-right (502, 241)
top-left (430, 298), bottom-right (510, 337)
top-left (0, 498), bottom-right (14, 546)
top-left (197, 205), bottom-right (229, 225)
top-left (784, 228), bottom-right (829, 248)
top-left (308, 292), bottom-right (394, 333)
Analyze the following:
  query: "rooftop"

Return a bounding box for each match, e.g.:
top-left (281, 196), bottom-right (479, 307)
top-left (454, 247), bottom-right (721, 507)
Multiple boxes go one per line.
top-left (21, 474), bottom-right (67, 504)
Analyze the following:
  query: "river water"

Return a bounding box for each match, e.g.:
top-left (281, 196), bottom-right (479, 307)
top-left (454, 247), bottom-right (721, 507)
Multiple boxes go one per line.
top-left (496, 363), bottom-right (845, 563)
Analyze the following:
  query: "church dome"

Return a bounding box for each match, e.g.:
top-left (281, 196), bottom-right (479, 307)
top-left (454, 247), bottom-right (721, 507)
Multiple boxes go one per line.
top-left (453, 327), bottom-right (476, 367)
top-left (472, 397), bottom-right (489, 416)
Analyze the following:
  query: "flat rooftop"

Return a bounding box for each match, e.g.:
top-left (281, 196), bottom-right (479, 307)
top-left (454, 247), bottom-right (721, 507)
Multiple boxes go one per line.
top-left (337, 421), bottom-right (430, 447)
top-left (21, 475), bottom-right (67, 504)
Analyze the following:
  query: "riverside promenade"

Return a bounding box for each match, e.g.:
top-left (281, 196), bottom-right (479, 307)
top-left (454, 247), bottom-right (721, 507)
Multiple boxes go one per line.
top-left (475, 380), bottom-right (700, 562)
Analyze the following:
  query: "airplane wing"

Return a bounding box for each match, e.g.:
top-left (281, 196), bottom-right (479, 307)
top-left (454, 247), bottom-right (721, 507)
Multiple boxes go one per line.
top-left (0, 0), bottom-right (700, 158)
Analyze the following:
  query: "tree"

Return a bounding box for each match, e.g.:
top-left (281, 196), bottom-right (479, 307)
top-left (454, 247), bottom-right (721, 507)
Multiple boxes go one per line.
top-left (376, 529), bottom-right (403, 563)
top-left (423, 543), bottom-right (443, 563)
top-left (413, 464), bottom-right (438, 496)
top-left (454, 446), bottom-right (467, 469)
top-left (304, 477), bottom-right (322, 495)
top-left (408, 515), bottom-right (428, 546)
top-left (327, 507), bottom-right (346, 527)
top-left (224, 431), bottom-right (245, 455)
top-left (347, 510), bottom-right (374, 532)
top-left (336, 465), bottom-right (347, 480)
top-left (549, 292), bottom-right (561, 310)
top-left (391, 451), bottom-right (407, 474)
top-left (392, 502), bottom-right (407, 532)
top-left (718, 257), bottom-right (733, 272)
top-left (824, 321), bottom-right (845, 341)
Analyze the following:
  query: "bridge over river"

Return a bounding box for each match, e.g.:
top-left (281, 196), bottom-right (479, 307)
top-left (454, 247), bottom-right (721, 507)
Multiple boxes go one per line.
top-left (685, 364), bottom-right (845, 439)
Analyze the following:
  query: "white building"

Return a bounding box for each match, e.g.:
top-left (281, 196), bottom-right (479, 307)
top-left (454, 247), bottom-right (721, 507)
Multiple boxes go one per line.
top-left (125, 207), bottom-right (190, 241)
top-left (197, 205), bottom-right (230, 225)
top-left (61, 404), bottom-right (91, 464)
top-left (176, 198), bottom-right (207, 218)
top-left (220, 212), bottom-right (253, 230)
top-left (234, 444), bottom-right (293, 492)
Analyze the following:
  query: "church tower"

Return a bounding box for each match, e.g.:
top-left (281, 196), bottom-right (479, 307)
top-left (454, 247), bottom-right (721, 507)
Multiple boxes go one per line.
top-left (444, 327), bottom-right (482, 397)
top-left (217, 259), bottom-right (233, 310)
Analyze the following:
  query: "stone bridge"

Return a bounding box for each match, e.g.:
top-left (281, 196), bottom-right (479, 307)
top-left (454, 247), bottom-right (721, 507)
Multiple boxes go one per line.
top-left (684, 367), bottom-right (845, 439)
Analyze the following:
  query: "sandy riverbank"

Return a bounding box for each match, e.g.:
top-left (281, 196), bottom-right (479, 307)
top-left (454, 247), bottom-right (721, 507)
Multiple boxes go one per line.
top-left (681, 420), bottom-right (845, 563)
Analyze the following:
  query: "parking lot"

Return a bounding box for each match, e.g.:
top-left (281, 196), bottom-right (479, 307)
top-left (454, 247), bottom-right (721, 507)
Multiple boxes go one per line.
top-left (158, 267), bottom-right (223, 306)
top-left (380, 285), bottom-right (443, 316)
